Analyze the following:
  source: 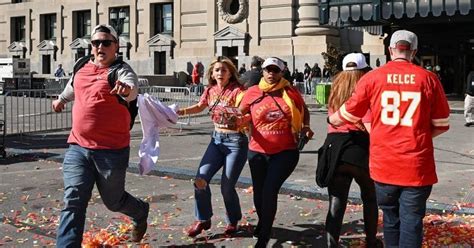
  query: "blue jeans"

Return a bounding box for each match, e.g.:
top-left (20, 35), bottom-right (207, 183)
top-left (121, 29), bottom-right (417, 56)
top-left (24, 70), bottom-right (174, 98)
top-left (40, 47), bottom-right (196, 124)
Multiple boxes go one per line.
top-left (56, 144), bottom-right (148, 248)
top-left (311, 77), bottom-right (321, 94)
top-left (248, 149), bottom-right (300, 240)
top-left (375, 182), bottom-right (432, 248)
top-left (194, 131), bottom-right (248, 224)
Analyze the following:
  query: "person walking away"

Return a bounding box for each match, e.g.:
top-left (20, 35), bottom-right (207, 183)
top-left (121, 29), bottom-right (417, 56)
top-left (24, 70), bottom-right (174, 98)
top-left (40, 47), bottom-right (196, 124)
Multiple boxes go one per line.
top-left (177, 56), bottom-right (249, 237)
top-left (328, 30), bottom-right (450, 247)
top-left (52, 24), bottom-right (149, 247)
top-left (310, 63), bottom-right (322, 94)
top-left (321, 53), bottom-right (381, 247)
top-left (240, 56), bottom-right (263, 89)
top-left (239, 57), bottom-right (314, 247)
top-left (464, 65), bottom-right (474, 127)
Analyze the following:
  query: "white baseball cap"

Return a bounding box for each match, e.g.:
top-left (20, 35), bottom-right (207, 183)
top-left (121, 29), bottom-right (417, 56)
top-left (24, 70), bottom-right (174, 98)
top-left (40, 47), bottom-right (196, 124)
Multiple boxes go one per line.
top-left (91, 24), bottom-right (119, 41)
top-left (262, 57), bottom-right (285, 71)
top-left (342, 53), bottom-right (368, 71)
top-left (389, 30), bottom-right (418, 51)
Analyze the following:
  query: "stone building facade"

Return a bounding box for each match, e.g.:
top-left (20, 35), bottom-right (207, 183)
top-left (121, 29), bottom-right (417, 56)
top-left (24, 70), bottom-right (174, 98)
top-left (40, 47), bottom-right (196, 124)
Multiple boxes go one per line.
top-left (0, 0), bottom-right (385, 83)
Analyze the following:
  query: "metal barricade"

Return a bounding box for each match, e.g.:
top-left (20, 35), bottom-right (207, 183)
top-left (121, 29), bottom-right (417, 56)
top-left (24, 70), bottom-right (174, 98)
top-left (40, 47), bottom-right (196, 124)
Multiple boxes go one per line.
top-left (44, 78), bottom-right (70, 97)
top-left (3, 89), bottom-right (73, 135)
top-left (141, 86), bottom-right (210, 125)
top-left (0, 102), bottom-right (6, 157)
top-left (1, 83), bottom-right (210, 135)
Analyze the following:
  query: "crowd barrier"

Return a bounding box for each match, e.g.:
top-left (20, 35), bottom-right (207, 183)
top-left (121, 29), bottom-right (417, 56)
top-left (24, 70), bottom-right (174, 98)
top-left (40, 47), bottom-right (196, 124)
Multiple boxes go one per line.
top-left (0, 83), bottom-right (210, 135)
top-left (2, 89), bottom-right (73, 135)
top-left (0, 81), bottom-right (324, 135)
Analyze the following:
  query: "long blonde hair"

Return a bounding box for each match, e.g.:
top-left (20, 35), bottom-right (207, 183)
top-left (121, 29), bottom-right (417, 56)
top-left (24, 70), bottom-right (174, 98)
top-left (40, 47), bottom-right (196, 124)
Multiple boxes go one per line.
top-left (205, 56), bottom-right (240, 86)
top-left (328, 69), bottom-right (367, 111)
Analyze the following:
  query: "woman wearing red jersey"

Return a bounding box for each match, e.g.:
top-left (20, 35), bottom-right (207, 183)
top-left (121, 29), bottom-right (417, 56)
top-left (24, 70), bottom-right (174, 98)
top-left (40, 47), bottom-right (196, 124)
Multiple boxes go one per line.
top-left (177, 56), bottom-right (248, 237)
top-left (322, 53), bottom-right (382, 247)
top-left (239, 57), bottom-right (313, 247)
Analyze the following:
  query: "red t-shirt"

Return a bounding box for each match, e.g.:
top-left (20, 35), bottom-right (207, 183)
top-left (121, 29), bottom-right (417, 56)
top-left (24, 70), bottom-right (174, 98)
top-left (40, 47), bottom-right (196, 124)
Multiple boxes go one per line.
top-left (68, 63), bottom-right (131, 149)
top-left (338, 61), bottom-right (450, 186)
top-left (240, 85), bottom-right (304, 154)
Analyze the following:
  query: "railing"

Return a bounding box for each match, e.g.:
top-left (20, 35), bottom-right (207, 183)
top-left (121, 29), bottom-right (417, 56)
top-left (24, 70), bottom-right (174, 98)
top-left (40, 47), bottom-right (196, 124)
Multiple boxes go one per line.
top-left (140, 86), bottom-right (210, 125)
top-left (0, 83), bottom-right (327, 135)
top-left (0, 85), bottom-right (209, 135)
top-left (2, 89), bottom-right (73, 135)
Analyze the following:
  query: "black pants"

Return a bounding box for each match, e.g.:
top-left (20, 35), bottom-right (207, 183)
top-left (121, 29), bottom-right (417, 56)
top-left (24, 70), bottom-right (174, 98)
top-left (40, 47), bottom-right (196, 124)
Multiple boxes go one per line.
top-left (248, 149), bottom-right (299, 241)
top-left (326, 164), bottom-right (378, 247)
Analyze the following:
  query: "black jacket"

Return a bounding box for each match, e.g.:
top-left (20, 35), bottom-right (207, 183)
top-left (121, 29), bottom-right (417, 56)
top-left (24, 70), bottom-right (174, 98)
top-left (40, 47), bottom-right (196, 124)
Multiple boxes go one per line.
top-left (467, 71), bottom-right (474, 96)
top-left (316, 132), bottom-right (368, 187)
top-left (241, 68), bottom-right (262, 89)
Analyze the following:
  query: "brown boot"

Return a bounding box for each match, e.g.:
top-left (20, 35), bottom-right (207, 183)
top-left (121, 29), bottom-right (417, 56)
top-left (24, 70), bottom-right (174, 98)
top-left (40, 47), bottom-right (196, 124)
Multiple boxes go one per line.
top-left (186, 220), bottom-right (211, 237)
top-left (224, 223), bottom-right (239, 235)
top-left (131, 202), bottom-right (149, 242)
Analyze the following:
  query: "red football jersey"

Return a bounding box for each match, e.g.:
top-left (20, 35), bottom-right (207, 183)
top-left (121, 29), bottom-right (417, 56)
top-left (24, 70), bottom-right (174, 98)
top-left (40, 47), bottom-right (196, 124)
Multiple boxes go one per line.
top-left (337, 60), bottom-right (450, 186)
top-left (240, 85), bottom-right (304, 154)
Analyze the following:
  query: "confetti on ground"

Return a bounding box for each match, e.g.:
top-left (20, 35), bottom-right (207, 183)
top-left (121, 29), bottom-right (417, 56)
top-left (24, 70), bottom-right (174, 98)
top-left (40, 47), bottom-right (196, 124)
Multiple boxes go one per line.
top-left (422, 213), bottom-right (474, 247)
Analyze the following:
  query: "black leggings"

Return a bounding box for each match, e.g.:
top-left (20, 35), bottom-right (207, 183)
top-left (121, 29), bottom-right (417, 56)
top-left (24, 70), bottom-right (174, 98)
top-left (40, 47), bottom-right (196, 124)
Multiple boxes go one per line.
top-left (248, 149), bottom-right (299, 241)
top-left (326, 164), bottom-right (378, 247)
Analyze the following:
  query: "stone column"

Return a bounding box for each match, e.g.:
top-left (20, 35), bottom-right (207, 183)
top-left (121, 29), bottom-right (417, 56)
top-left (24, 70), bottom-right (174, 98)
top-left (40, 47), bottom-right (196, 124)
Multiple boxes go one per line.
top-left (295, 0), bottom-right (338, 36)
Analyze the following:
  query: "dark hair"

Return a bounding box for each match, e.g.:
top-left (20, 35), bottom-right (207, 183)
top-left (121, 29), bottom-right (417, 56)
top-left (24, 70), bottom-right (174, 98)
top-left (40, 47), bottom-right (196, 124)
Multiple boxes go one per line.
top-left (251, 56), bottom-right (262, 67)
top-left (95, 25), bottom-right (112, 34)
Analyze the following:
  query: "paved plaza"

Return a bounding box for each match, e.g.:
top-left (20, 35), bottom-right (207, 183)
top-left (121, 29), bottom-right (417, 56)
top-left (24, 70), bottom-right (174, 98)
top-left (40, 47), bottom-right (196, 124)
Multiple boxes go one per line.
top-left (0, 106), bottom-right (473, 247)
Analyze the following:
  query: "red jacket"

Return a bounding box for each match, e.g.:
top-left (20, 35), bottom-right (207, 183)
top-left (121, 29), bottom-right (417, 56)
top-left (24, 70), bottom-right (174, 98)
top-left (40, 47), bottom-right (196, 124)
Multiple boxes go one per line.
top-left (192, 64), bottom-right (200, 84)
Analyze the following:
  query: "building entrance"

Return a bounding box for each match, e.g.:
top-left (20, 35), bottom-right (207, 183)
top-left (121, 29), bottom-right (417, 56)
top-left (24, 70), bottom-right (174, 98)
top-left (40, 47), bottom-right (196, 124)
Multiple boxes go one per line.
top-left (386, 19), bottom-right (474, 95)
top-left (222, 46), bottom-right (238, 68)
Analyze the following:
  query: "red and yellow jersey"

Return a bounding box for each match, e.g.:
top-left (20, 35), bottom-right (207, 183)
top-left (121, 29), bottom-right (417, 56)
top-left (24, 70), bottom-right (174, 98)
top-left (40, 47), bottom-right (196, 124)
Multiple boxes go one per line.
top-left (199, 82), bottom-right (245, 109)
top-left (241, 85), bottom-right (304, 155)
top-left (338, 60), bottom-right (450, 186)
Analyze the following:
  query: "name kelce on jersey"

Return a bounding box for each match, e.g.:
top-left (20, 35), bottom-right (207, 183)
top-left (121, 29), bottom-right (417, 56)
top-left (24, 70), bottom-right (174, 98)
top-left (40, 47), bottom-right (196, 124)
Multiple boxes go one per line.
top-left (387, 74), bottom-right (415, 84)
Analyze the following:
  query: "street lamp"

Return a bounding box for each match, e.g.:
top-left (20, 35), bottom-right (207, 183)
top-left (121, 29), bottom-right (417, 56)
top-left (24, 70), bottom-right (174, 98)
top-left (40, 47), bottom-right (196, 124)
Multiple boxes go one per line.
top-left (110, 8), bottom-right (117, 21)
top-left (118, 8), bottom-right (126, 20)
top-left (109, 8), bottom-right (127, 36)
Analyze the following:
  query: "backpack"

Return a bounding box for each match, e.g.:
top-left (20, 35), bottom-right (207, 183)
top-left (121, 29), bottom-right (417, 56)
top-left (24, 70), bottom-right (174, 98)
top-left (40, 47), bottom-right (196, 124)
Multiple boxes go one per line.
top-left (71, 55), bottom-right (139, 130)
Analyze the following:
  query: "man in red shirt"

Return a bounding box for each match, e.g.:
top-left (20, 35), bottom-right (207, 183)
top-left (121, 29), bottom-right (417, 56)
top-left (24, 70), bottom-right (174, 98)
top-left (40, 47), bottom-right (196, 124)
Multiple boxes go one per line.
top-left (328, 30), bottom-right (450, 247)
top-left (52, 24), bottom-right (149, 246)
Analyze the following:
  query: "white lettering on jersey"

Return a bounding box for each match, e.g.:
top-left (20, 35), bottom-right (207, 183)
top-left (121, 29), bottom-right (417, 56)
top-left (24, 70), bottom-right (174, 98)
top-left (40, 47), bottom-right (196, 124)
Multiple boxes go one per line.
top-left (387, 74), bottom-right (415, 84)
top-left (381, 91), bottom-right (421, 126)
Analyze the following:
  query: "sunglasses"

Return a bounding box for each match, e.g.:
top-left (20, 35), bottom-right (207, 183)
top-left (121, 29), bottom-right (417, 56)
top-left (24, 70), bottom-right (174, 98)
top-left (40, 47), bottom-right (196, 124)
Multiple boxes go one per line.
top-left (91, 39), bottom-right (116, 48)
top-left (264, 67), bottom-right (281, 73)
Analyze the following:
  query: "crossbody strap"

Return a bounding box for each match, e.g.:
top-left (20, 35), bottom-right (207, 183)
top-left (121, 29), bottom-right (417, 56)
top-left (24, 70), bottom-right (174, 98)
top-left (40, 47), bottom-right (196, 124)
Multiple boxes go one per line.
top-left (207, 83), bottom-right (231, 114)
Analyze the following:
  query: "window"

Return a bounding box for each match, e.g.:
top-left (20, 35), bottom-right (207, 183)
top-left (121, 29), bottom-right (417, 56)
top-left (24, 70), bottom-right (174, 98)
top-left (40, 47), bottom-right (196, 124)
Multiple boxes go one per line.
top-left (154, 51), bottom-right (166, 74)
top-left (41, 14), bottom-right (57, 40)
top-left (11, 16), bottom-right (26, 42)
top-left (153, 3), bottom-right (173, 35)
top-left (74, 10), bottom-right (91, 39)
top-left (109, 7), bottom-right (130, 37)
top-left (12, 0), bottom-right (23, 3)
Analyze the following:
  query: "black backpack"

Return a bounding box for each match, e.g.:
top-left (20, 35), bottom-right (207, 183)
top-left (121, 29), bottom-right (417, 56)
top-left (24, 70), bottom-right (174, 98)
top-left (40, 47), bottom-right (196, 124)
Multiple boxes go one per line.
top-left (71, 55), bottom-right (139, 130)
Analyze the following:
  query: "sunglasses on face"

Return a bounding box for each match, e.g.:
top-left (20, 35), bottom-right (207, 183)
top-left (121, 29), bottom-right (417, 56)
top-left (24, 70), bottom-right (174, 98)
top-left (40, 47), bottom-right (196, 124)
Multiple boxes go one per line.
top-left (91, 39), bottom-right (115, 48)
top-left (264, 67), bottom-right (281, 73)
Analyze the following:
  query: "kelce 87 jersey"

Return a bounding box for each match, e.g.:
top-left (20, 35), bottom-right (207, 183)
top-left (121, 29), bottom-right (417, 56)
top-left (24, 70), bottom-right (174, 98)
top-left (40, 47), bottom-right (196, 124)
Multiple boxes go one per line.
top-left (338, 61), bottom-right (450, 186)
